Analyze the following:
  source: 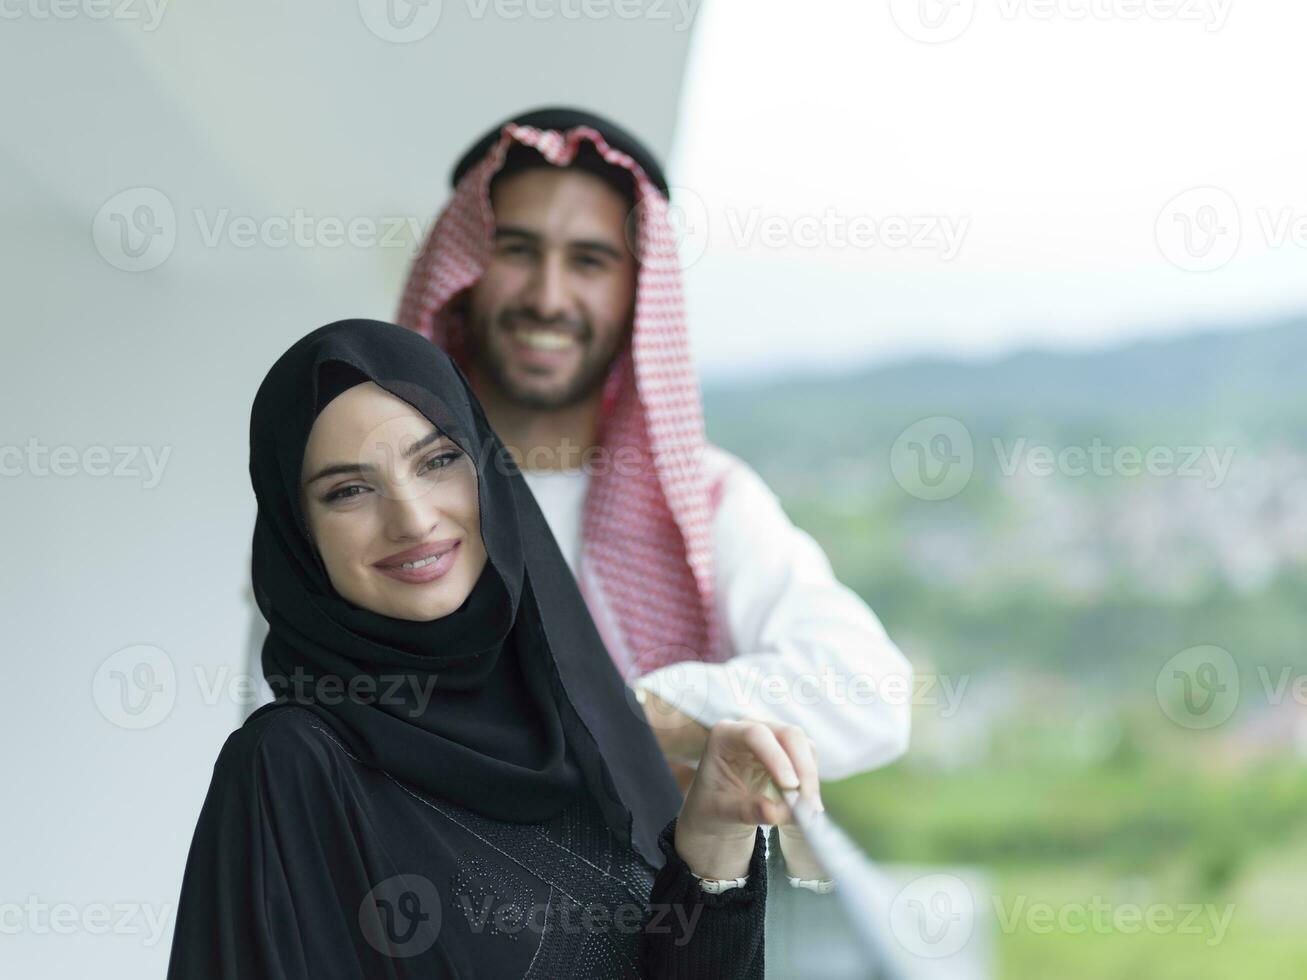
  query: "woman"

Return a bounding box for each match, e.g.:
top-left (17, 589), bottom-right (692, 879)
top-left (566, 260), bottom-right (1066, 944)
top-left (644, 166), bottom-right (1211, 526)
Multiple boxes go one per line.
top-left (165, 319), bottom-right (826, 979)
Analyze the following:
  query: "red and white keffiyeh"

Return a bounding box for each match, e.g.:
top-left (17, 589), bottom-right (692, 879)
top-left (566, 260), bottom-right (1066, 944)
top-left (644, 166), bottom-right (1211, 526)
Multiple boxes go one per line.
top-left (397, 122), bottom-right (722, 675)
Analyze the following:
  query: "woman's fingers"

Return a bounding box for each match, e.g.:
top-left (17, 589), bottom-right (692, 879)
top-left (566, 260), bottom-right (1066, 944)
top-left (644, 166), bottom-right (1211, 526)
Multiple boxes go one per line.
top-left (704, 719), bottom-right (822, 825)
top-left (736, 721), bottom-right (801, 791)
top-left (687, 719), bottom-right (825, 831)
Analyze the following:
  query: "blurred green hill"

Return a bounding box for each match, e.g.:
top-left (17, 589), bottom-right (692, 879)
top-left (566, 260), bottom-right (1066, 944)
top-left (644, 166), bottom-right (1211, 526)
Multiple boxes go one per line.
top-left (702, 318), bottom-right (1307, 978)
top-left (703, 317), bottom-right (1307, 690)
top-left (705, 317), bottom-right (1307, 455)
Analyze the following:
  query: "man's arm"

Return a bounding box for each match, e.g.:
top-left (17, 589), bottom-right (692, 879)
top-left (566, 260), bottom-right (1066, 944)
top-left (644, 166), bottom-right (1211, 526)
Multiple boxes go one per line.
top-left (636, 448), bottom-right (912, 780)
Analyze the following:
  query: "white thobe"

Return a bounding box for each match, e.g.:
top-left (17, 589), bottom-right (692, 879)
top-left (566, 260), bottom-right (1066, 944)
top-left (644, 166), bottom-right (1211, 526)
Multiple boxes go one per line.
top-left (522, 444), bottom-right (912, 780)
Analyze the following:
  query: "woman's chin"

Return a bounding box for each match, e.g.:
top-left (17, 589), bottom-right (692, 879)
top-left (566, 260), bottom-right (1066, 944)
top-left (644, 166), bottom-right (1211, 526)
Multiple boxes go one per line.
top-left (374, 584), bottom-right (468, 622)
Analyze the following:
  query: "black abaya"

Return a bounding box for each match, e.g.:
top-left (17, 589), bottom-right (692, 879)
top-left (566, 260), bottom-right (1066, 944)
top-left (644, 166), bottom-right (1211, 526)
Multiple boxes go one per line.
top-left (164, 320), bottom-right (768, 979)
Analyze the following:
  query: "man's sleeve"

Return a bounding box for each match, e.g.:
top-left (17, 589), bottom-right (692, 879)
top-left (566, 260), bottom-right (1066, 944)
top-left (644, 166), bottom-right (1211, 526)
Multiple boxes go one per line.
top-left (635, 448), bottom-right (912, 779)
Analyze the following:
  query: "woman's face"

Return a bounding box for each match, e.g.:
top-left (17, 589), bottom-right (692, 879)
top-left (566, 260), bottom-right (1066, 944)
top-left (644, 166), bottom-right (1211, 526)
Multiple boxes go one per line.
top-left (299, 381), bottom-right (489, 621)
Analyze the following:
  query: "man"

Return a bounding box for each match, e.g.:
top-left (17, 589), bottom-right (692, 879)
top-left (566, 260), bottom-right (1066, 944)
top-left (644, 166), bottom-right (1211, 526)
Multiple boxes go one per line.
top-left (395, 107), bottom-right (912, 786)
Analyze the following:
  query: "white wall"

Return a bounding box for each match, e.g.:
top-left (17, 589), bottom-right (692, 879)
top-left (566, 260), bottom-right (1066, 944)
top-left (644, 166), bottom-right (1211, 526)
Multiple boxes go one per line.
top-left (0, 5), bottom-right (697, 976)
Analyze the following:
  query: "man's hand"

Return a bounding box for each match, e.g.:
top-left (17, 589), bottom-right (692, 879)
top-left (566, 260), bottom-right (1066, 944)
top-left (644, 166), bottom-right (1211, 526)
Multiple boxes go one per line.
top-left (639, 688), bottom-right (710, 764)
top-left (777, 813), bottom-right (828, 881)
top-left (773, 736), bottom-right (828, 881)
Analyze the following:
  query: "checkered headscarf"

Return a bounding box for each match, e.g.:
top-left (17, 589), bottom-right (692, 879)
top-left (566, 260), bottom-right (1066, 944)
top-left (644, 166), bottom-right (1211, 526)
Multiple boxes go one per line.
top-left (397, 119), bottom-right (721, 675)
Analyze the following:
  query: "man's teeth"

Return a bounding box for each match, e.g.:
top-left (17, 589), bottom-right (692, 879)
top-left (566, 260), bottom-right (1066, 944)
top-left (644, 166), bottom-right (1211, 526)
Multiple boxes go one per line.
top-left (401, 551), bottom-right (448, 569)
top-left (513, 327), bottom-right (578, 351)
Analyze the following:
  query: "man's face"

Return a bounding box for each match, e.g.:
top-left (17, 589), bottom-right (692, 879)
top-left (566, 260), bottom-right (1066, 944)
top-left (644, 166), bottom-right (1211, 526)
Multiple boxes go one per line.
top-left (465, 167), bottom-right (638, 410)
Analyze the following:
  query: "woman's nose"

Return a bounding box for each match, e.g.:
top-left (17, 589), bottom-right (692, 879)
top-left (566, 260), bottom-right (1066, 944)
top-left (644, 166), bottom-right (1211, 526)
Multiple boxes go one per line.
top-left (381, 487), bottom-right (441, 541)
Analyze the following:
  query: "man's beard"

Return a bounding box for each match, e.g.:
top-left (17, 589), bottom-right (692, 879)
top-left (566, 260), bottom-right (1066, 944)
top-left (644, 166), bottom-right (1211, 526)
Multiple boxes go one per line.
top-left (468, 309), bottom-right (626, 411)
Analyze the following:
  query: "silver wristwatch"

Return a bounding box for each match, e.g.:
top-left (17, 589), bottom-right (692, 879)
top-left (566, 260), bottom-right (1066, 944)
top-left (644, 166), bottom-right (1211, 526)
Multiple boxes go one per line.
top-left (688, 870), bottom-right (750, 894)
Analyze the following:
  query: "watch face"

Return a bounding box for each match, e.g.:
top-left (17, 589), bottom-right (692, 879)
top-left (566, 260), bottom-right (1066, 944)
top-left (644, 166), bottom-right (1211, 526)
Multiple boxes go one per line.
top-left (787, 876), bottom-right (837, 894)
top-left (695, 875), bottom-right (748, 894)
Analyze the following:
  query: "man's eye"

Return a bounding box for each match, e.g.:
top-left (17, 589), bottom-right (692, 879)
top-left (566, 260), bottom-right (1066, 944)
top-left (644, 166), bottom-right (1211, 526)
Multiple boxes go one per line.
top-left (573, 254), bottom-right (605, 270)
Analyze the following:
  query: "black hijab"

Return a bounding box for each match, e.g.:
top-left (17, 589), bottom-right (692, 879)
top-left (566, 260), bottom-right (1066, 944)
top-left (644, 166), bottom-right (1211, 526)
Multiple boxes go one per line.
top-left (246, 318), bottom-right (681, 868)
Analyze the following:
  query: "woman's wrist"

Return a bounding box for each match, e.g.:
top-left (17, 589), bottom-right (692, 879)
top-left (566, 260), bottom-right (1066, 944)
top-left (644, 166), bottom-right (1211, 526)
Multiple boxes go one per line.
top-left (673, 816), bottom-right (758, 880)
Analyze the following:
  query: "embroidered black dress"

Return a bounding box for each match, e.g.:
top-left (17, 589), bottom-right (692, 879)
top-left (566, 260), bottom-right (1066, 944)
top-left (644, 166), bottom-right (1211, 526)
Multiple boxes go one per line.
top-left (165, 705), bottom-right (767, 979)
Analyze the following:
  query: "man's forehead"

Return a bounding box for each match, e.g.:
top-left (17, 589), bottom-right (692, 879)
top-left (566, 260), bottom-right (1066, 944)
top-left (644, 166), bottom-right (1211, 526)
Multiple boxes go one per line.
top-left (490, 168), bottom-right (632, 244)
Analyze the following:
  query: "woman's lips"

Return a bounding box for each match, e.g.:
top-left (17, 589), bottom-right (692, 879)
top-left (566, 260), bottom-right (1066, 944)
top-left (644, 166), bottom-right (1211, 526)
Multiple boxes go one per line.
top-left (373, 541), bottom-right (461, 584)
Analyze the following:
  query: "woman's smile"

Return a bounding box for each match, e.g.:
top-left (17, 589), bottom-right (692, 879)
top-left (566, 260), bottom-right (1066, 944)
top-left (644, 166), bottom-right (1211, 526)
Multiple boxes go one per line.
top-left (372, 539), bottom-right (462, 585)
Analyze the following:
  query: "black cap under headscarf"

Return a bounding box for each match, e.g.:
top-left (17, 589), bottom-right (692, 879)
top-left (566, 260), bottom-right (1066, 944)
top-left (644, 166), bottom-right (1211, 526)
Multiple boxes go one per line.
top-left (246, 318), bottom-right (682, 868)
top-left (449, 105), bottom-right (671, 199)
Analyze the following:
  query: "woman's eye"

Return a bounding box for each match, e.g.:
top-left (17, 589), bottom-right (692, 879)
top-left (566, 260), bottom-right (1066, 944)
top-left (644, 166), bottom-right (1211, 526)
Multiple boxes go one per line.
top-left (323, 484), bottom-right (368, 503)
top-left (318, 451), bottom-right (461, 501)
top-left (419, 450), bottom-right (463, 475)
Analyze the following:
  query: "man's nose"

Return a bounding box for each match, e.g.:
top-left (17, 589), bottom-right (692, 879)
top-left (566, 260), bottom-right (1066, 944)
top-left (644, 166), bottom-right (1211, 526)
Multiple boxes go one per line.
top-left (522, 253), bottom-right (571, 321)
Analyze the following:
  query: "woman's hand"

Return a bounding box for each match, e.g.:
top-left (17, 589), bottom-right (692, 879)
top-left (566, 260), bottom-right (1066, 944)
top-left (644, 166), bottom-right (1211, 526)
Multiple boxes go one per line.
top-left (673, 719), bottom-right (823, 880)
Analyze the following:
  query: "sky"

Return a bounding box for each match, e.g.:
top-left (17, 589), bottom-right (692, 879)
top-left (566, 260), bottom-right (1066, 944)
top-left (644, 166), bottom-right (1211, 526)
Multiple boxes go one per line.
top-left (668, 0), bottom-right (1307, 380)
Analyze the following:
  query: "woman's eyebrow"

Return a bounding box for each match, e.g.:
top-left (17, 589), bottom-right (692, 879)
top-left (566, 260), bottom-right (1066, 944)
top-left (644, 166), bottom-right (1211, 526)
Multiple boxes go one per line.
top-left (400, 429), bottom-right (448, 459)
top-left (303, 429), bottom-right (447, 486)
